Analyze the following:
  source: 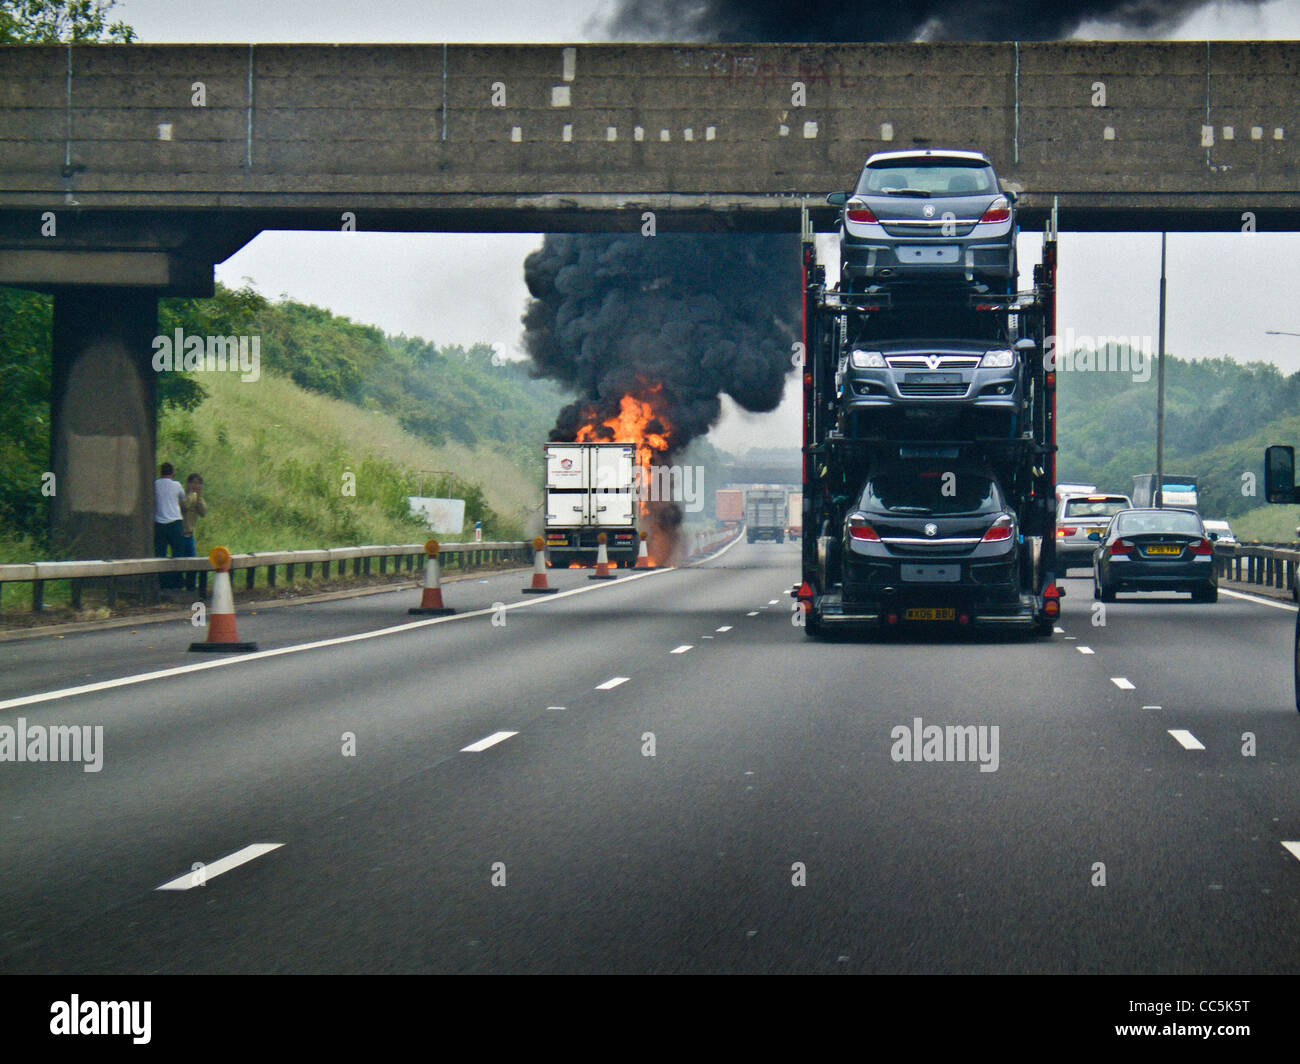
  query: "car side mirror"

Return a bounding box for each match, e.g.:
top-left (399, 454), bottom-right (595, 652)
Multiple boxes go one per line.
top-left (1208, 531), bottom-right (1219, 541)
top-left (1265, 445), bottom-right (1299, 503)
top-left (1004, 189), bottom-right (1018, 203)
top-left (826, 191), bottom-right (848, 207)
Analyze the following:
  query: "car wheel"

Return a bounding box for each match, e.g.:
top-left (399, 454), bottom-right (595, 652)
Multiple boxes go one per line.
top-left (804, 605), bottom-right (825, 640)
top-left (1033, 616), bottom-right (1055, 638)
top-left (1193, 583), bottom-right (1218, 603)
top-left (1096, 574), bottom-right (1116, 603)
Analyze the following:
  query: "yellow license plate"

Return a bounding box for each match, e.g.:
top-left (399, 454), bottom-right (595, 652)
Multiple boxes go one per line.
top-left (1146, 545), bottom-right (1181, 555)
top-left (903, 607), bottom-right (956, 621)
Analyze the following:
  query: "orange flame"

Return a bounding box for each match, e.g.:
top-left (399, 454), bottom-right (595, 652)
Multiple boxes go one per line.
top-left (574, 390), bottom-right (674, 566)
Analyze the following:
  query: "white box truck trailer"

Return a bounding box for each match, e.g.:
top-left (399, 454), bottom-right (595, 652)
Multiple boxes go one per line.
top-left (544, 442), bottom-right (641, 568)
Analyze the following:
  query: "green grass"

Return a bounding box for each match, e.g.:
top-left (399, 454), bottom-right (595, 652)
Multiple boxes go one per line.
top-left (1226, 504), bottom-right (1300, 545)
top-left (158, 371), bottom-right (540, 555)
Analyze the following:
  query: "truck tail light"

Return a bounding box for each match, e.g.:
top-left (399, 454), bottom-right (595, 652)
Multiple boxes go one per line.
top-left (980, 197), bottom-right (1011, 223)
top-left (1110, 539), bottom-right (1134, 556)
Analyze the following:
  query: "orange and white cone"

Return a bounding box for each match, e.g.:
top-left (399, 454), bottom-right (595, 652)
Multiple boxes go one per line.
top-left (522, 536), bottom-right (559, 594)
top-left (634, 530), bottom-right (655, 569)
top-left (589, 532), bottom-right (616, 580)
top-left (189, 546), bottom-right (258, 652)
top-left (409, 539), bottom-right (456, 615)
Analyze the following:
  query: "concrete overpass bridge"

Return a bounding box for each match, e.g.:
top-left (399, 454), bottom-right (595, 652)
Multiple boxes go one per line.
top-left (1, 40), bottom-right (1297, 562)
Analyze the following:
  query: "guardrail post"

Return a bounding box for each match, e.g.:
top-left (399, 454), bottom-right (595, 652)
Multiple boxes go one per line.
top-left (267, 564), bottom-right (277, 588)
top-left (245, 567), bottom-right (255, 591)
top-left (200, 569), bottom-right (208, 596)
top-left (363, 556), bottom-right (371, 576)
top-left (31, 580), bottom-right (43, 613)
top-left (286, 563), bottom-right (295, 583)
top-left (70, 579), bottom-right (82, 609)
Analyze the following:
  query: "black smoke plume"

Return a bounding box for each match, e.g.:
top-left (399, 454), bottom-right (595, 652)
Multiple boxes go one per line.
top-left (601, 0), bottom-right (1234, 42)
top-left (524, 233), bottom-right (798, 450)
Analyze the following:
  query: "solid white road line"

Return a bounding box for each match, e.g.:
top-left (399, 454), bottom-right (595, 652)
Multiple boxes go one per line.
top-left (1220, 588), bottom-right (1298, 612)
top-left (0, 564), bottom-right (676, 713)
top-left (1077, 646), bottom-right (1095, 654)
top-left (670, 645), bottom-right (693, 654)
top-left (461, 730), bottom-right (517, 753)
top-left (1168, 729), bottom-right (1205, 751)
top-left (596, 676), bottom-right (629, 690)
top-left (716, 626), bottom-right (732, 633)
top-left (1282, 841), bottom-right (1300, 862)
top-left (156, 842), bottom-right (283, 891)
top-left (1111, 677), bottom-right (1136, 690)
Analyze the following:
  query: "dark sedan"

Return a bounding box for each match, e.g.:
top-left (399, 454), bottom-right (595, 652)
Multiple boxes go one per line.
top-left (830, 149), bottom-right (1017, 293)
top-left (841, 459), bottom-right (1030, 625)
top-left (1092, 508), bottom-right (1218, 602)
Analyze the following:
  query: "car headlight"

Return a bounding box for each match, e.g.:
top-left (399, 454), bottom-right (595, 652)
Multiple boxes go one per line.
top-left (979, 349), bottom-right (1015, 368)
top-left (850, 350), bottom-right (886, 369)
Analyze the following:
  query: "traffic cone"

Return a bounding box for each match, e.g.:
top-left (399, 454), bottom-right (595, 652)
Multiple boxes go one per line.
top-left (522, 536), bottom-right (558, 594)
top-left (409, 539), bottom-right (455, 615)
top-left (634, 530), bottom-right (656, 569)
top-left (589, 532), bottom-right (616, 580)
top-left (189, 546), bottom-right (258, 652)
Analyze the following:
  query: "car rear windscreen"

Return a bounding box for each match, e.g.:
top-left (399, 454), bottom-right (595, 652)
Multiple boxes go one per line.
top-left (1064, 498), bottom-right (1129, 519)
top-left (1114, 511), bottom-right (1203, 536)
top-left (858, 160), bottom-right (996, 197)
top-left (862, 469), bottom-right (1002, 516)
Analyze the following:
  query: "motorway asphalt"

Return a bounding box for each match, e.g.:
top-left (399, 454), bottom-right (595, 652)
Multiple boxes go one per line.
top-left (2, 538), bottom-right (1299, 974)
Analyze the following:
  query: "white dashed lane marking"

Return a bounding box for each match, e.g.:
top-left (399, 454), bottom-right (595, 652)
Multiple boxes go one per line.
top-left (596, 676), bottom-right (629, 690)
top-left (746, 611), bottom-right (759, 616)
top-left (461, 730), bottom-right (517, 753)
top-left (670, 645), bottom-right (692, 654)
top-left (1168, 729), bottom-right (1205, 751)
top-left (1077, 646), bottom-right (1095, 655)
top-left (156, 843), bottom-right (283, 891)
top-left (1283, 842), bottom-right (1300, 863)
top-left (716, 626), bottom-right (732, 633)
top-left (1111, 677), bottom-right (1136, 690)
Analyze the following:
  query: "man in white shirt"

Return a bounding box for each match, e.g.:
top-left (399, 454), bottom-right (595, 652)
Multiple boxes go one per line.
top-left (154, 462), bottom-right (187, 589)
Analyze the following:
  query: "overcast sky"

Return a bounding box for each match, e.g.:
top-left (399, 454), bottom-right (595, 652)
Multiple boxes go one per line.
top-left (112, 0), bottom-right (1300, 454)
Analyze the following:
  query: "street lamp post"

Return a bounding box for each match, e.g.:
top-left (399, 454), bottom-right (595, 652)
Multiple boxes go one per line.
top-left (1156, 232), bottom-right (1167, 508)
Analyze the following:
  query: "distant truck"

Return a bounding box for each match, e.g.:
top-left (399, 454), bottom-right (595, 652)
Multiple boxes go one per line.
top-left (544, 442), bottom-right (640, 568)
top-left (1132, 474), bottom-right (1198, 510)
top-left (787, 491), bottom-right (803, 538)
top-left (715, 488), bottom-right (744, 525)
top-left (746, 488), bottom-right (788, 543)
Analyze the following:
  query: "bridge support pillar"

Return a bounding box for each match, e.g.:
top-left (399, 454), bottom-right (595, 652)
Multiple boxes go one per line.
top-left (50, 289), bottom-right (159, 571)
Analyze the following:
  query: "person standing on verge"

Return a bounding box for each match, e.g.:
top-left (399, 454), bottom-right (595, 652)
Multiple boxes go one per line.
top-left (181, 474), bottom-right (207, 592)
top-left (154, 462), bottom-right (186, 590)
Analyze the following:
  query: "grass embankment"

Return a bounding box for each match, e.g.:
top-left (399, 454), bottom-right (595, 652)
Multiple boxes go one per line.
top-left (0, 372), bottom-right (542, 619)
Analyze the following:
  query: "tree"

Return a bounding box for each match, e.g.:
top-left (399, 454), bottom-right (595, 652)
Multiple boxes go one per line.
top-left (0, 0), bottom-right (135, 43)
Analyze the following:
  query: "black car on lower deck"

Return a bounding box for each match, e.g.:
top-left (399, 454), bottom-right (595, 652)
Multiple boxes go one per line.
top-left (1092, 508), bottom-right (1218, 602)
top-left (840, 458), bottom-right (1030, 625)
